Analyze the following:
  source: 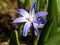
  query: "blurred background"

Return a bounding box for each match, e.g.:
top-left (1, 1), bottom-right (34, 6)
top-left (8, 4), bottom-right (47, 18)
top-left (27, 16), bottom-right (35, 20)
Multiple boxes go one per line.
top-left (0, 0), bottom-right (59, 45)
top-left (0, 0), bottom-right (32, 45)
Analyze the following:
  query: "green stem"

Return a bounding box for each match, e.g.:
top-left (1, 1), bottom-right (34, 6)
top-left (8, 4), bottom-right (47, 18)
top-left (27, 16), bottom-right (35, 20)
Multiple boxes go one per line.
top-left (33, 0), bottom-right (43, 45)
top-left (34, 35), bottom-right (40, 45)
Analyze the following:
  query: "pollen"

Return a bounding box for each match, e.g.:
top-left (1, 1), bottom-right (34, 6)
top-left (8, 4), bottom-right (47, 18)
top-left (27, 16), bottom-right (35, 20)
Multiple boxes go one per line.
top-left (29, 15), bottom-right (33, 19)
top-left (27, 15), bottom-right (34, 22)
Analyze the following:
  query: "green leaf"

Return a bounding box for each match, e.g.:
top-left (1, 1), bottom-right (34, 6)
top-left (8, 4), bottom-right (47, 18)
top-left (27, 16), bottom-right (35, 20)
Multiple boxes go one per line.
top-left (43, 31), bottom-right (60, 45)
top-left (36, 0), bottom-right (48, 11)
top-left (44, 18), bottom-right (55, 42)
top-left (57, 0), bottom-right (60, 25)
top-left (43, 0), bottom-right (49, 11)
top-left (9, 30), bottom-right (19, 45)
top-left (36, 0), bottom-right (43, 11)
top-left (19, 24), bottom-right (23, 36)
top-left (39, 0), bottom-right (58, 43)
top-left (58, 27), bottom-right (60, 32)
top-left (39, 17), bottom-right (54, 44)
top-left (47, 0), bottom-right (58, 37)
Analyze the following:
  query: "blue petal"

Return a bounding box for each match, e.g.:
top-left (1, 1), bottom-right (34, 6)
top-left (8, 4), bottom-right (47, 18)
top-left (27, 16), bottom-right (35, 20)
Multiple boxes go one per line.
top-left (23, 22), bottom-right (31, 37)
top-left (34, 18), bottom-right (41, 24)
top-left (13, 17), bottom-right (27, 23)
top-left (33, 22), bottom-right (38, 28)
top-left (39, 24), bottom-right (44, 28)
top-left (40, 18), bottom-right (46, 22)
top-left (30, 2), bottom-right (36, 15)
top-left (16, 9), bottom-right (29, 17)
top-left (37, 18), bottom-right (46, 23)
top-left (34, 20), bottom-right (41, 24)
top-left (34, 29), bottom-right (39, 36)
top-left (36, 12), bottom-right (48, 18)
top-left (33, 22), bottom-right (39, 36)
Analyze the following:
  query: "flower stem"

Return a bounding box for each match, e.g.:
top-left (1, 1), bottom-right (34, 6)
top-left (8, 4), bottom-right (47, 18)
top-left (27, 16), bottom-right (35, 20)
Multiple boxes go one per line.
top-left (32, 23), bottom-right (34, 45)
top-left (34, 36), bottom-right (40, 45)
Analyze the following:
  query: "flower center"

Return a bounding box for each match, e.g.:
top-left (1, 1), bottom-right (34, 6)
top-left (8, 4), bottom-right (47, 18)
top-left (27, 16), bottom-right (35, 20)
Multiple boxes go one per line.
top-left (27, 15), bottom-right (34, 22)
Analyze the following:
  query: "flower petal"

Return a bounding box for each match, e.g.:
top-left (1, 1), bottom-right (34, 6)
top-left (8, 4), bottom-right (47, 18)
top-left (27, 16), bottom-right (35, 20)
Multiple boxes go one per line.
top-left (23, 22), bottom-right (31, 37)
top-left (13, 17), bottom-right (27, 23)
top-left (39, 24), bottom-right (44, 28)
top-left (40, 18), bottom-right (46, 22)
top-left (36, 12), bottom-right (48, 18)
top-left (30, 2), bottom-right (36, 15)
top-left (16, 9), bottom-right (29, 17)
top-left (36, 18), bottom-right (46, 23)
top-left (34, 29), bottom-right (39, 36)
top-left (33, 22), bottom-right (39, 36)
top-left (33, 22), bottom-right (38, 28)
top-left (34, 18), bottom-right (41, 24)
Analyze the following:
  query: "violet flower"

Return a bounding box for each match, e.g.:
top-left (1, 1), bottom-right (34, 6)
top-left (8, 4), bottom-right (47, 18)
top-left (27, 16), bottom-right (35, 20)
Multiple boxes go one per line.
top-left (13, 2), bottom-right (48, 37)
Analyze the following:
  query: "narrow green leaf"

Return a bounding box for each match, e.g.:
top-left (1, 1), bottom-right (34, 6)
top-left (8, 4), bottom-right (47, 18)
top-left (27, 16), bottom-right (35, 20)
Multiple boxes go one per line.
top-left (47, 0), bottom-right (58, 37)
top-left (36, 0), bottom-right (48, 11)
top-left (57, 0), bottom-right (60, 25)
top-left (36, 0), bottom-right (42, 11)
top-left (38, 0), bottom-right (58, 44)
top-left (38, 17), bottom-right (54, 44)
top-left (43, 17), bottom-right (55, 42)
top-left (43, 31), bottom-right (60, 45)
top-left (43, 0), bottom-right (49, 11)
top-left (9, 30), bottom-right (19, 45)
top-left (58, 27), bottom-right (60, 32)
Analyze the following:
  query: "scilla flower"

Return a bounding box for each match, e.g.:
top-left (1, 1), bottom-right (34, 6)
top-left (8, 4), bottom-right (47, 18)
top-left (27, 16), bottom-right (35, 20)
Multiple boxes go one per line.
top-left (13, 2), bottom-right (48, 37)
